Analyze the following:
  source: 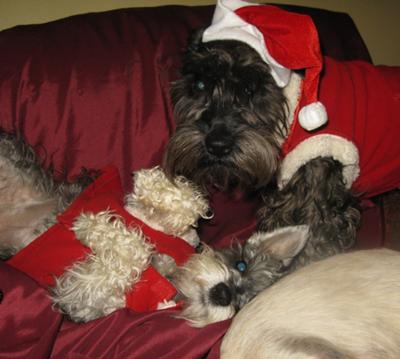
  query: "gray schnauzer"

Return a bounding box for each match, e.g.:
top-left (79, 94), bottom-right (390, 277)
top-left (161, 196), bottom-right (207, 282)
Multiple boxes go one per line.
top-left (164, 30), bottom-right (360, 271)
top-left (174, 225), bottom-right (309, 327)
top-left (165, 0), bottom-right (400, 274)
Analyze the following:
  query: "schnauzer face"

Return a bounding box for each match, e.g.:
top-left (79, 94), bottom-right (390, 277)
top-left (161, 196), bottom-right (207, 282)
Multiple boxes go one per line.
top-left (164, 32), bottom-right (288, 192)
top-left (172, 226), bottom-right (308, 327)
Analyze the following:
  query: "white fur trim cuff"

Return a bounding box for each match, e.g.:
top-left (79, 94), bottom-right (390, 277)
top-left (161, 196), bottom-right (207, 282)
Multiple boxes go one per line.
top-left (278, 134), bottom-right (359, 189)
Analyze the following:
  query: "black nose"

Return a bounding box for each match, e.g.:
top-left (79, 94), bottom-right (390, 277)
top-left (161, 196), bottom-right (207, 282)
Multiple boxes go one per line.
top-left (205, 126), bottom-right (234, 157)
top-left (209, 282), bottom-right (232, 306)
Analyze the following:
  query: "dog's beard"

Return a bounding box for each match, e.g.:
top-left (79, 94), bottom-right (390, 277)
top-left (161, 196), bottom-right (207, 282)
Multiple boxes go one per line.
top-left (164, 124), bottom-right (280, 192)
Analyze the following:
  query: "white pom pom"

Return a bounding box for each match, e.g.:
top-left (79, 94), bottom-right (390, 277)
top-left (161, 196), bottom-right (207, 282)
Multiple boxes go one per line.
top-left (298, 102), bottom-right (328, 131)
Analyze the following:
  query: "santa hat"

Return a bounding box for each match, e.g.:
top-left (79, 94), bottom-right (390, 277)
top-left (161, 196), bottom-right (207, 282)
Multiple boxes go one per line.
top-left (202, 0), bottom-right (328, 131)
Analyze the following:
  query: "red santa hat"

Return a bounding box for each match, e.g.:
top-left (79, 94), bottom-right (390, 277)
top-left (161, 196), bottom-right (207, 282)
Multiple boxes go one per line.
top-left (202, 0), bottom-right (328, 131)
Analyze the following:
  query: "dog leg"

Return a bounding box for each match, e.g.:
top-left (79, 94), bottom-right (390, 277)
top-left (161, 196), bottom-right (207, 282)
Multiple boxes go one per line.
top-left (259, 156), bottom-right (361, 269)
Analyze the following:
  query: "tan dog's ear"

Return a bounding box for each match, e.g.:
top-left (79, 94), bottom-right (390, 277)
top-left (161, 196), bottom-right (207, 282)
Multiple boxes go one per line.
top-left (249, 226), bottom-right (309, 266)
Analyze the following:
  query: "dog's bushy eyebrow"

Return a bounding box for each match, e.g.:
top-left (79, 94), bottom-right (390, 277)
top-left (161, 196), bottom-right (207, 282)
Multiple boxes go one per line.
top-left (186, 28), bottom-right (205, 53)
top-left (232, 67), bottom-right (261, 86)
top-left (182, 60), bottom-right (230, 85)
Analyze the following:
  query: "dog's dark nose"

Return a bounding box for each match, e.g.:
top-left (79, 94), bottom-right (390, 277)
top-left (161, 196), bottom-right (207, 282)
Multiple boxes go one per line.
top-left (205, 126), bottom-right (234, 157)
top-left (209, 282), bottom-right (232, 306)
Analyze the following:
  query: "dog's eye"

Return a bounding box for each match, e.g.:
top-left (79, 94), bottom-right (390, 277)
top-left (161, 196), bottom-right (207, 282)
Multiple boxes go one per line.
top-left (194, 80), bottom-right (206, 91)
top-left (243, 86), bottom-right (253, 97)
top-left (195, 242), bottom-right (205, 253)
top-left (235, 260), bottom-right (247, 273)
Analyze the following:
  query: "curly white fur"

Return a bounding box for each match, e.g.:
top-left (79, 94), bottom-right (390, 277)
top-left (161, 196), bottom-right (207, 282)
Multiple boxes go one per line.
top-left (125, 166), bottom-right (210, 241)
top-left (52, 211), bottom-right (154, 322)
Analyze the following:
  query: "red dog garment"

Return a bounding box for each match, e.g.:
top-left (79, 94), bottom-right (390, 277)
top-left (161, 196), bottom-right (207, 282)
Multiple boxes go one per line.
top-left (280, 58), bottom-right (400, 198)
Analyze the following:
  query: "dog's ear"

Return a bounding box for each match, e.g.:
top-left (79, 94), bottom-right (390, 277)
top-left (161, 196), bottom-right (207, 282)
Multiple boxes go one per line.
top-left (186, 28), bottom-right (205, 53)
top-left (249, 226), bottom-right (309, 266)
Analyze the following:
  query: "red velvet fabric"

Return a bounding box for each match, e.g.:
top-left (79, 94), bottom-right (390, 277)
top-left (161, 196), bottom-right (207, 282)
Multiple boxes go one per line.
top-left (0, 4), bottom-right (375, 359)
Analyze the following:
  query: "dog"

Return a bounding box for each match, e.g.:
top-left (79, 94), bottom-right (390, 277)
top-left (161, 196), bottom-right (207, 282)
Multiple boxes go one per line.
top-left (164, 0), bottom-right (400, 271)
top-left (0, 131), bottom-right (308, 325)
top-left (173, 225), bottom-right (309, 327)
top-left (221, 247), bottom-right (400, 358)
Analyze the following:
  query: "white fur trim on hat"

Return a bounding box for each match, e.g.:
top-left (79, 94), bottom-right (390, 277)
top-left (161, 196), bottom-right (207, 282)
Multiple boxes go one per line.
top-left (298, 102), bottom-right (328, 131)
top-left (278, 134), bottom-right (360, 189)
top-left (202, 0), bottom-right (291, 87)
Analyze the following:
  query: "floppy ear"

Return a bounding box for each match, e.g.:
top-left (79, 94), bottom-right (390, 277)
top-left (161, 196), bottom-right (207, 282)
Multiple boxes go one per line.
top-left (248, 226), bottom-right (309, 266)
top-left (187, 28), bottom-right (205, 53)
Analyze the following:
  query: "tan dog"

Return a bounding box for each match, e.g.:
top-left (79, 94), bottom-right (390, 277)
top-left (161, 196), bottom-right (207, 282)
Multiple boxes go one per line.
top-left (221, 248), bottom-right (400, 359)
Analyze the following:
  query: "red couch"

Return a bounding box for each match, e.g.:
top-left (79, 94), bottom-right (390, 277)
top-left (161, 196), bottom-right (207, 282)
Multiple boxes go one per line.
top-left (0, 4), bottom-right (389, 358)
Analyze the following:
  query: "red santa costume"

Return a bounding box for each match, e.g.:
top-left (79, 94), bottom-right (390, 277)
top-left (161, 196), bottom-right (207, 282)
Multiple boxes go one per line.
top-left (7, 166), bottom-right (194, 312)
top-left (203, 0), bottom-right (400, 199)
